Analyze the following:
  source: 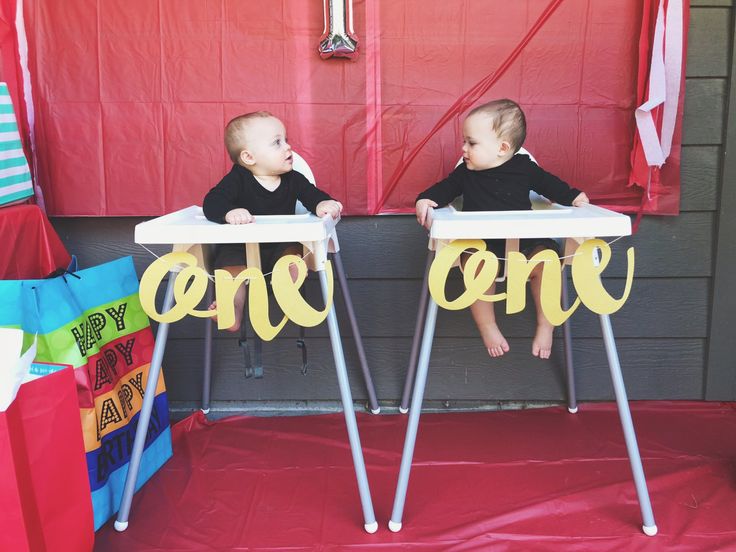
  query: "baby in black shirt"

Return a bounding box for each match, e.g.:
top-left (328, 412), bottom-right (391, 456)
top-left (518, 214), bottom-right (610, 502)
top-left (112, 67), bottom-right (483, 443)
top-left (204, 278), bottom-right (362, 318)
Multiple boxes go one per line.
top-left (415, 99), bottom-right (589, 359)
top-left (203, 111), bottom-right (342, 331)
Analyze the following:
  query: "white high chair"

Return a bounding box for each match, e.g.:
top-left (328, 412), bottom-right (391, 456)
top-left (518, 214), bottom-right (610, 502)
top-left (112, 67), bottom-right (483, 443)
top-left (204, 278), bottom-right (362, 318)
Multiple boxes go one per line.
top-left (399, 148), bottom-right (578, 413)
top-left (200, 151), bottom-right (380, 414)
top-left (388, 151), bottom-right (657, 536)
top-left (122, 153), bottom-right (381, 533)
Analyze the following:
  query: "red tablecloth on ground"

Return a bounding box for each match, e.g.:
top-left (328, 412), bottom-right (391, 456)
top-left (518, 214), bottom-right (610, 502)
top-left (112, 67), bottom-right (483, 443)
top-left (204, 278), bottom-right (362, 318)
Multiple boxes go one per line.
top-left (96, 402), bottom-right (736, 550)
top-left (0, 204), bottom-right (70, 279)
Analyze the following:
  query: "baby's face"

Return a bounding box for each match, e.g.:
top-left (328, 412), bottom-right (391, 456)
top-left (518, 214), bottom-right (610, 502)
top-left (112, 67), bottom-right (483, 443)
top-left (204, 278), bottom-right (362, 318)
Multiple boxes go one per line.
top-left (461, 113), bottom-right (509, 171)
top-left (242, 117), bottom-right (293, 175)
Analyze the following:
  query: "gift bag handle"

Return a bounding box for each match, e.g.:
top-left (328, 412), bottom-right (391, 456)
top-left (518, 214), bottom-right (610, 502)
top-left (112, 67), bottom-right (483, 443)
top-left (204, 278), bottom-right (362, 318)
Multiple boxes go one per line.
top-left (21, 273), bottom-right (84, 335)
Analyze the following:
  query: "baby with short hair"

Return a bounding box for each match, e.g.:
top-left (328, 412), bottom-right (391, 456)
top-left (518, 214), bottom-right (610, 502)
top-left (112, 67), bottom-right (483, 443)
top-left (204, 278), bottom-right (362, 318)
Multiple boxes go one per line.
top-left (203, 111), bottom-right (342, 331)
top-left (416, 99), bottom-right (589, 359)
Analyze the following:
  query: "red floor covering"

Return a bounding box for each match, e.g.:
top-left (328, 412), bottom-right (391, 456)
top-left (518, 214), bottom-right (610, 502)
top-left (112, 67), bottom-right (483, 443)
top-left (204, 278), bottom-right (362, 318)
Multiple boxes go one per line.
top-left (95, 402), bottom-right (736, 551)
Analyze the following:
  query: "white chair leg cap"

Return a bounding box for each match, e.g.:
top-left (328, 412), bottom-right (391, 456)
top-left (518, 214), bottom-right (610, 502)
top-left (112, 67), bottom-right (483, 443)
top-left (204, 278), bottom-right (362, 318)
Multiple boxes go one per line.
top-left (567, 406), bottom-right (578, 414)
top-left (370, 407), bottom-right (381, 415)
top-left (643, 524), bottom-right (658, 536)
top-left (201, 408), bottom-right (210, 415)
top-left (364, 521), bottom-right (378, 533)
top-left (114, 520), bottom-right (128, 532)
top-left (399, 407), bottom-right (409, 414)
top-left (388, 520), bottom-right (402, 532)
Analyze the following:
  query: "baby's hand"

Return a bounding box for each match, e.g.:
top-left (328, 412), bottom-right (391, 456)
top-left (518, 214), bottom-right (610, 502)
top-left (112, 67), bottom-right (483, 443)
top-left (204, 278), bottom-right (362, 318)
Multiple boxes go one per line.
top-left (416, 199), bottom-right (438, 229)
top-left (316, 200), bottom-right (343, 219)
top-left (572, 192), bottom-right (589, 207)
top-left (225, 208), bottom-right (254, 224)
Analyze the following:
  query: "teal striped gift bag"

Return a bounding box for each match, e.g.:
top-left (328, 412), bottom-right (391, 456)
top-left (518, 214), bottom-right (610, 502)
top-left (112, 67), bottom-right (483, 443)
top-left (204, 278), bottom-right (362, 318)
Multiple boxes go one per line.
top-left (0, 82), bottom-right (33, 206)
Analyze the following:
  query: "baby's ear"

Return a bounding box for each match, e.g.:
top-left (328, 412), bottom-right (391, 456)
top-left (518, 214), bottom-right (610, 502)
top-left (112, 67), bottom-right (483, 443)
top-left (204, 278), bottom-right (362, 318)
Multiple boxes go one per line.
top-left (499, 141), bottom-right (512, 155)
top-left (239, 149), bottom-right (255, 166)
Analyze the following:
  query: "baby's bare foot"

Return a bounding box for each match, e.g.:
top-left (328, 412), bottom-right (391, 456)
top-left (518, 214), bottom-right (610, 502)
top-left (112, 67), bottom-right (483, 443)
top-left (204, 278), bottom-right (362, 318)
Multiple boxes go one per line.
top-left (532, 323), bottom-right (554, 359)
top-left (480, 323), bottom-right (509, 358)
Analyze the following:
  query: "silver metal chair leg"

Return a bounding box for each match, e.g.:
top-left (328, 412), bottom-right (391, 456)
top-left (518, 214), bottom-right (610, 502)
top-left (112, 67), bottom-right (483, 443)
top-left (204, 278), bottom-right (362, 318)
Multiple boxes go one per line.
top-left (115, 271), bottom-right (177, 532)
top-left (600, 313), bottom-right (657, 536)
top-left (400, 251), bottom-right (433, 413)
top-left (389, 296), bottom-right (439, 532)
top-left (561, 266), bottom-right (577, 413)
top-left (332, 251), bottom-right (380, 413)
top-left (318, 270), bottom-right (377, 533)
top-left (202, 281), bottom-right (213, 414)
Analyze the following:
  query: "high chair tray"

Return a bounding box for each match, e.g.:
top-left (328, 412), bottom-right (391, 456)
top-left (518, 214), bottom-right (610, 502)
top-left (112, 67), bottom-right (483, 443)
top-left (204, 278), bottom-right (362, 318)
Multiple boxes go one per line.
top-left (429, 203), bottom-right (631, 240)
top-left (134, 205), bottom-right (338, 245)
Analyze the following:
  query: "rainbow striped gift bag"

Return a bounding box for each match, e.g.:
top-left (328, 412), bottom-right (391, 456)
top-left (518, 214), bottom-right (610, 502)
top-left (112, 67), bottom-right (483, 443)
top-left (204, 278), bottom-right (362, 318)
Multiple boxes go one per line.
top-left (0, 82), bottom-right (33, 206)
top-left (0, 256), bottom-right (172, 530)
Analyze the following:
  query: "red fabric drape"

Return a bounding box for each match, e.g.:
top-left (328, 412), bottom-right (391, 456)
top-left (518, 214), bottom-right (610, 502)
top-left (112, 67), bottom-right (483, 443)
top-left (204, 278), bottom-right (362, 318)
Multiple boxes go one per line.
top-left (0, 204), bottom-right (70, 279)
top-left (627, 0), bottom-right (688, 217)
top-left (14, 1), bottom-right (687, 217)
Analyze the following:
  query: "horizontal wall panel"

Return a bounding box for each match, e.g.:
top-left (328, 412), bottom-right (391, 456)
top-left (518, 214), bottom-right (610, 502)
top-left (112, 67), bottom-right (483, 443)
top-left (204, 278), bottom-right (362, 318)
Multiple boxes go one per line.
top-left (161, 337), bottom-right (704, 403)
top-left (680, 145), bottom-right (719, 211)
top-left (687, 8), bottom-right (730, 77)
top-left (683, 78), bottom-right (726, 144)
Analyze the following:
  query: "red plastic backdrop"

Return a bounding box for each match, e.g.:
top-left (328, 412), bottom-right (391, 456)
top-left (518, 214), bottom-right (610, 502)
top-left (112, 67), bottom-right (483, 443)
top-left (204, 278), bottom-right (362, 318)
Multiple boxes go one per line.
top-left (21, 0), bottom-right (685, 217)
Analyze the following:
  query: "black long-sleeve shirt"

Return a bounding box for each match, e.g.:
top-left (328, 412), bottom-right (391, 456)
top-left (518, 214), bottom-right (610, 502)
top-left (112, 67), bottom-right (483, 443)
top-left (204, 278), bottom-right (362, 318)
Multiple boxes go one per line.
top-left (203, 164), bottom-right (333, 223)
top-left (416, 154), bottom-right (582, 211)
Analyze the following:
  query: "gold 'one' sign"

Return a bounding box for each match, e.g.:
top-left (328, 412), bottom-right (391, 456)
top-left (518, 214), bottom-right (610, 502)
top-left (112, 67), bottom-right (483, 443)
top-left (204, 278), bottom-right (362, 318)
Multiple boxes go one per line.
top-left (139, 252), bottom-right (332, 341)
top-left (139, 239), bottom-right (631, 340)
top-left (428, 238), bottom-right (634, 326)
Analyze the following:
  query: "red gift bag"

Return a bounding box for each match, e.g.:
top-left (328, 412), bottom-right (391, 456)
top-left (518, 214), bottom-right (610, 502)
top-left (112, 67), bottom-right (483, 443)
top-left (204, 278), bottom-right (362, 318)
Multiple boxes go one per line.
top-left (0, 365), bottom-right (94, 552)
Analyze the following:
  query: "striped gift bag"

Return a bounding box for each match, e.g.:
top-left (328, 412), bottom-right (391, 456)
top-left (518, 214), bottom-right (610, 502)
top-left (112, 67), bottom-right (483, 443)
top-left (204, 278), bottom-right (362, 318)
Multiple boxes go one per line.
top-left (0, 257), bottom-right (173, 530)
top-left (0, 82), bottom-right (33, 206)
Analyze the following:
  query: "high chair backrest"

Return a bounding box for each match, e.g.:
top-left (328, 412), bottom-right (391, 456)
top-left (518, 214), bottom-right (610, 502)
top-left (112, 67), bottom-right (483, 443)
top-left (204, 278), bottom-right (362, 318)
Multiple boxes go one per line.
top-left (292, 151), bottom-right (316, 215)
top-left (290, 151), bottom-right (340, 261)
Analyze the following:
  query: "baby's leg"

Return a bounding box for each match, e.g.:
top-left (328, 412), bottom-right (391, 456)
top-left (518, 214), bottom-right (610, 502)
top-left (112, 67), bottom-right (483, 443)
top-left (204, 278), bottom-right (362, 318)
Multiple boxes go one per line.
top-left (470, 292), bottom-right (510, 358)
top-left (462, 253), bottom-right (509, 357)
top-left (528, 249), bottom-right (554, 359)
top-left (282, 245), bottom-right (303, 283)
top-left (209, 265), bottom-right (247, 333)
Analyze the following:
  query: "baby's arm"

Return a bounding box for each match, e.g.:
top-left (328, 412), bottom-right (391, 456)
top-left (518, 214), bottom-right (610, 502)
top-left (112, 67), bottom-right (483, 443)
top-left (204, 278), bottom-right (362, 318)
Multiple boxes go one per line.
top-left (204, 172), bottom-right (245, 223)
top-left (415, 167), bottom-right (464, 229)
top-left (415, 198), bottom-right (438, 229)
top-left (529, 162), bottom-right (586, 207)
top-left (316, 199), bottom-right (343, 219)
top-left (572, 192), bottom-right (589, 207)
top-left (292, 172), bottom-right (339, 217)
top-left (225, 208), bottom-right (254, 224)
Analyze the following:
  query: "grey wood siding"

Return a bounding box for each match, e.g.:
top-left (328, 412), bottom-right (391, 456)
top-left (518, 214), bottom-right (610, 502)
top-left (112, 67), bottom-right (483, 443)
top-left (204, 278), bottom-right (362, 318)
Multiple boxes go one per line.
top-left (49, 4), bottom-right (734, 410)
